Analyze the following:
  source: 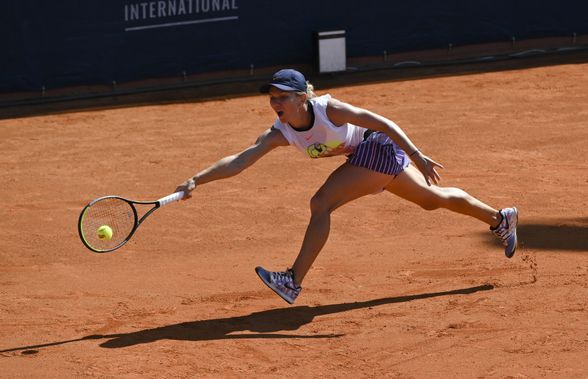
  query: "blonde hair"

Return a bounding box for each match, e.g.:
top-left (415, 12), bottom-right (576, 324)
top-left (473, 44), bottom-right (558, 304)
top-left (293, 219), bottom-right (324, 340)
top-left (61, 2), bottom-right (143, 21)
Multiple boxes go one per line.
top-left (306, 81), bottom-right (317, 98)
top-left (297, 81), bottom-right (317, 99)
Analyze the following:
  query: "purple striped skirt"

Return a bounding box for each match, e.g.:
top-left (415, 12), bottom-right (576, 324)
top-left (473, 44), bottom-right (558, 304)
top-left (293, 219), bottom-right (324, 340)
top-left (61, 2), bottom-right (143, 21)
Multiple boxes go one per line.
top-left (347, 131), bottom-right (410, 176)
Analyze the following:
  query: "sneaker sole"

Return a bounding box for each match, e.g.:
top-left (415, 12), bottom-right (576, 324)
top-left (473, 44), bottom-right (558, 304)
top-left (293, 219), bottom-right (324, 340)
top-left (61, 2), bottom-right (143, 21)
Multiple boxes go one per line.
top-left (255, 266), bottom-right (296, 304)
top-left (505, 207), bottom-right (518, 258)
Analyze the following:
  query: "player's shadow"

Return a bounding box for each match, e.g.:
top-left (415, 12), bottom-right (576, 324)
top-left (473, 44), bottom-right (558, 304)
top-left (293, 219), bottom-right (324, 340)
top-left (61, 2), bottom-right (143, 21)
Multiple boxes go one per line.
top-left (482, 218), bottom-right (588, 252)
top-left (0, 284), bottom-right (493, 353)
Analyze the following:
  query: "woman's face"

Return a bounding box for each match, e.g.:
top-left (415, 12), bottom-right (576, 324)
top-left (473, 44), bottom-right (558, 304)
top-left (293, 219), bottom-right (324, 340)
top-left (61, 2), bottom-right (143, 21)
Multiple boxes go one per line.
top-left (268, 87), bottom-right (305, 123)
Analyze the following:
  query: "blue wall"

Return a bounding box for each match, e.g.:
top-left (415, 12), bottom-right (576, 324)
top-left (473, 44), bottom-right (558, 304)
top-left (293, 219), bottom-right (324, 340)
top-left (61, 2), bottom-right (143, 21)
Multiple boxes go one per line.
top-left (3, 1), bottom-right (588, 91)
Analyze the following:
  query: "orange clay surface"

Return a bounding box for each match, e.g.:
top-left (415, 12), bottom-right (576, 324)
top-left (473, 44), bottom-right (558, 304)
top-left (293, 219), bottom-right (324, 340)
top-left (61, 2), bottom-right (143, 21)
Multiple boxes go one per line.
top-left (1, 62), bottom-right (587, 378)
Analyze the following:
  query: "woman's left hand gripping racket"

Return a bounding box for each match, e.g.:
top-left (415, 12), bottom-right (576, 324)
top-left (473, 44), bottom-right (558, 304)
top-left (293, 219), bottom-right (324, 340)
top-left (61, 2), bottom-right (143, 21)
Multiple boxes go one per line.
top-left (78, 191), bottom-right (184, 253)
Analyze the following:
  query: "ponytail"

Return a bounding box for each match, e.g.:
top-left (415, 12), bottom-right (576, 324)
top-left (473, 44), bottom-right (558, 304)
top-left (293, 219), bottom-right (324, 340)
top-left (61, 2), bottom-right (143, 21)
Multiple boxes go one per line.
top-left (305, 81), bottom-right (317, 99)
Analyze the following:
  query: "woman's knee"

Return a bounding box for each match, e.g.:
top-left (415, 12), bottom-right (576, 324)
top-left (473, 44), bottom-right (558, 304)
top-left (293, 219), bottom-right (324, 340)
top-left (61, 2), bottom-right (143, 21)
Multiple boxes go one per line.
top-left (419, 198), bottom-right (441, 211)
top-left (417, 189), bottom-right (450, 210)
top-left (310, 191), bottom-right (336, 215)
top-left (419, 188), bottom-right (466, 211)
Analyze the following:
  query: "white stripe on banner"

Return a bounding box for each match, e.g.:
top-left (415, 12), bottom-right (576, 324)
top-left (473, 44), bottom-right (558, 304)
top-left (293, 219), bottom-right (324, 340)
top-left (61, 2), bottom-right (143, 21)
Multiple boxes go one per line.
top-left (125, 16), bottom-right (238, 32)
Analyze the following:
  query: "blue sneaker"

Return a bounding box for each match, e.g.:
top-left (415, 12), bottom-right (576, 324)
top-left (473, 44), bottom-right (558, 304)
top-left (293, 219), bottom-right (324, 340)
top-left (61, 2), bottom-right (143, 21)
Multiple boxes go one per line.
top-left (491, 207), bottom-right (519, 258)
top-left (255, 267), bottom-right (301, 304)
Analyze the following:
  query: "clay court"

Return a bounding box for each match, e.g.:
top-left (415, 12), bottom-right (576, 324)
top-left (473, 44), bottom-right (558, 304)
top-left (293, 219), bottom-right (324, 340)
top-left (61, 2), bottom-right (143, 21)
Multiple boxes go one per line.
top-left (1, 58), bottom-right (587, 377)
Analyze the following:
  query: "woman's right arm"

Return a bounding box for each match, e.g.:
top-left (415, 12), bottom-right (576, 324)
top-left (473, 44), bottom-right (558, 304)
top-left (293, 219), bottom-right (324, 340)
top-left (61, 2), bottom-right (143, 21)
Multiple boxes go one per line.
top-left (175, 127), bottom-right (288, 198)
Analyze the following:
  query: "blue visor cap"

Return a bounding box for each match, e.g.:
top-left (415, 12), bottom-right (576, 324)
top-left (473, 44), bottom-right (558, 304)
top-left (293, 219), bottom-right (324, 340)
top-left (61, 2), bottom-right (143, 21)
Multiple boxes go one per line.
top-left (260, 69), bottom-right (308, 93)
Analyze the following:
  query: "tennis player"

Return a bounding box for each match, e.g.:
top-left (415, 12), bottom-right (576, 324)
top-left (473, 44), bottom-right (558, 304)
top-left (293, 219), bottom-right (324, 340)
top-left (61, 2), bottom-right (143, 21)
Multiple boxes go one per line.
top-left (175, 69), bottom-right (518, 304)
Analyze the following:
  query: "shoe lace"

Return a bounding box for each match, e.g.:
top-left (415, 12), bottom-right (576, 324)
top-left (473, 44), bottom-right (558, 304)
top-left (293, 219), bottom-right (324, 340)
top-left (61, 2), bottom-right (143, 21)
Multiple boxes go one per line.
top-left (493, 216), bottom-right (516, 246)
top-left (272, 270), bottom-right (300, 290)
top-left (492, 227), bottom-right (508, 243)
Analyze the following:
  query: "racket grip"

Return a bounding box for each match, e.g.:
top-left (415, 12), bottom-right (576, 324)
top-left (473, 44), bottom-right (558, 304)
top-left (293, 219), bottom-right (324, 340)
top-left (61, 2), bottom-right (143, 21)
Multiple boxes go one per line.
top-left (158, 191), bottom-right (184, 206)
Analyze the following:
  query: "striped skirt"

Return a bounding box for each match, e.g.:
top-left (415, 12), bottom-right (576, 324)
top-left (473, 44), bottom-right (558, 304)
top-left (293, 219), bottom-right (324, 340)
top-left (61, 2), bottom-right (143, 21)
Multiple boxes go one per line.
top-left (347, 131), bottom-right (410, 176)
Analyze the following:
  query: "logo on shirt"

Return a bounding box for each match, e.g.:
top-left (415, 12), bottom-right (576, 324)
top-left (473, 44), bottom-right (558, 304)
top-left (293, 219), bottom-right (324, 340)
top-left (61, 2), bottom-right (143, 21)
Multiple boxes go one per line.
top-left (306, 140), bottom-right (350, 158)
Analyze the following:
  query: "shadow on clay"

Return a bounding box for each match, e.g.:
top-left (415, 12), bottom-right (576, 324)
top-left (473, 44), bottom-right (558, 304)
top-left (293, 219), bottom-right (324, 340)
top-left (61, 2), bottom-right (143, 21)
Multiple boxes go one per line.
top-left (0, 284), bottom-right (493, 353)
top-left (482, 217), bottom-right (588, 252)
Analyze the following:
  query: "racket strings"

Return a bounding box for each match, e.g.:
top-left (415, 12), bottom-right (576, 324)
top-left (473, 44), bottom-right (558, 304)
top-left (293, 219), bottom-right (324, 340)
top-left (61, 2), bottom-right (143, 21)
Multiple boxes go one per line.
top-left (80, 198), bottom-right (135, 251)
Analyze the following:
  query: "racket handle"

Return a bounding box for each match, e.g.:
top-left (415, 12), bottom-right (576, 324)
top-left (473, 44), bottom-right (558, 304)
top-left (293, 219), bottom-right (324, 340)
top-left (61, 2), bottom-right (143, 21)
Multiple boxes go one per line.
top-left (158, 191), bottom-right (184, 206)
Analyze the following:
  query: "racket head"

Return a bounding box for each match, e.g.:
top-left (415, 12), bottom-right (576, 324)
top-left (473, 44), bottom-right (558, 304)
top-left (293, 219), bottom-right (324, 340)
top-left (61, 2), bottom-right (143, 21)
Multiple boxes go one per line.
top-left (78, 196), bottom-right (138, 253)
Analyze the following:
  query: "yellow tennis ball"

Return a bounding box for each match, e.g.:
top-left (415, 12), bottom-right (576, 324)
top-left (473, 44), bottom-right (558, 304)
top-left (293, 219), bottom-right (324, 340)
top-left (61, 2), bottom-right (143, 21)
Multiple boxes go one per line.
top-left (97, 225), bottom-right (113, 241)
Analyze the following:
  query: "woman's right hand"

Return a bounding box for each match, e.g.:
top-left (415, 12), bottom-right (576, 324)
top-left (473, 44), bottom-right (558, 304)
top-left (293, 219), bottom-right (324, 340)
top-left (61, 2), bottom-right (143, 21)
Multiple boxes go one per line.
top-left (174, 178), bottom-right (197, 200)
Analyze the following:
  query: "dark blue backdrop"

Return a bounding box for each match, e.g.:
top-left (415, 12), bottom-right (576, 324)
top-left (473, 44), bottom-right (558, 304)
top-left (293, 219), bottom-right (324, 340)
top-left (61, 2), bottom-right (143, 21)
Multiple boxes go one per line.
top-left (3, 1), bottom-right (588, 91)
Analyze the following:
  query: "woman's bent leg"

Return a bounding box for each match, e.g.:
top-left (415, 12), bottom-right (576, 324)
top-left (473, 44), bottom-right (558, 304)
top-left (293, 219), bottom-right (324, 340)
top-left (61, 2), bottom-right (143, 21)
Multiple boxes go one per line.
top-left (291, 163), bottom-right (394, 285)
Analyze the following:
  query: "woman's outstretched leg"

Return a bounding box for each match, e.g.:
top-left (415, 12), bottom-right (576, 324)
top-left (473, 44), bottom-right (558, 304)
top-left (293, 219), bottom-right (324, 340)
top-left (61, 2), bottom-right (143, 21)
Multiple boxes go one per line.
top-left (385, 165), bottom-right (500, 226)
top-left (385, 164), bottom-right (518, 257)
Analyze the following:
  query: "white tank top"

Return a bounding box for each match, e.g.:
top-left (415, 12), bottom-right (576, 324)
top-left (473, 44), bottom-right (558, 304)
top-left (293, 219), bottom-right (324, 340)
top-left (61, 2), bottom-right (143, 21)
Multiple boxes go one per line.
top-left (272, 94), bottom-right (367, 158)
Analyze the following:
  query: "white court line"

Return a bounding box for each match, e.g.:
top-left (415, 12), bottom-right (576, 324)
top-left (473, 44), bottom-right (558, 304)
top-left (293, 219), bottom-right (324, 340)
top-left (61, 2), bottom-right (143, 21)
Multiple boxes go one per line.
top-left (393, 61), bottom-right (422, 67)
top-left (510, 49), bottom-right (546, 57)
top-left (125, 16), bottom-right (238, 31)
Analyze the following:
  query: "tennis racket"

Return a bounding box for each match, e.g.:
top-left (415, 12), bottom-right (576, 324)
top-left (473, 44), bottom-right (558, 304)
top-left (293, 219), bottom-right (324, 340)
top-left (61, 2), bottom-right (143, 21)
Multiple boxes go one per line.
top-left (78, 191), bottom-right (184, 253)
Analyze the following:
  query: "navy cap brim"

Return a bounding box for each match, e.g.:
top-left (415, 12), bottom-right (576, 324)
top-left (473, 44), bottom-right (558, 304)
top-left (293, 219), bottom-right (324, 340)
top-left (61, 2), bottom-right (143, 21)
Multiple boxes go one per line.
top-left (259, 83), bottom-right (300, 93)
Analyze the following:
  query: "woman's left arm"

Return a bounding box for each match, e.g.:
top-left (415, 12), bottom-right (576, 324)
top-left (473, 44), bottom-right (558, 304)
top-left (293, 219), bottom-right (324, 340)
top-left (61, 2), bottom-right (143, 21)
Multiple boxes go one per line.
top-left (327, 98), bottom-right (443, 185)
